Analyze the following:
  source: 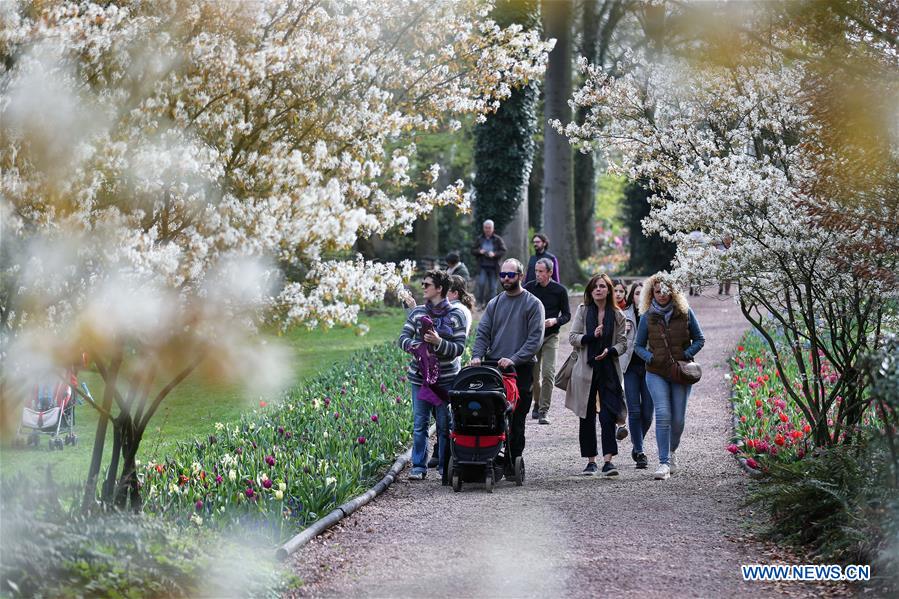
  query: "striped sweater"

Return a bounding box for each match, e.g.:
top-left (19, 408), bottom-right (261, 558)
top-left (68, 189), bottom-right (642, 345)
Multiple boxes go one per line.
top-left (398, 303), bottom-right (468, 386)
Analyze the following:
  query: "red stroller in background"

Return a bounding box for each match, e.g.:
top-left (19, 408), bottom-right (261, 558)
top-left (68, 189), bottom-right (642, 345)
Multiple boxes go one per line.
top-left (17, 369), bottom-right (80, 450)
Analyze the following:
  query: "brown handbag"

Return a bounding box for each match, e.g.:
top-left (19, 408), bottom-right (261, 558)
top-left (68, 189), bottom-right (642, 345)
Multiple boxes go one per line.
top-left (658, 322), bottom-right (702, 385)
top-left (554, 350), bottom-right (578, 391)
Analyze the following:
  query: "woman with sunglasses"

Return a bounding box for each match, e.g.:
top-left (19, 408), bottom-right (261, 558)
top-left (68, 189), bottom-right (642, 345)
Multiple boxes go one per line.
top-left (564, 274), bottom-right (628, 476)
top-left (398, 270), bottom-right (468, 481)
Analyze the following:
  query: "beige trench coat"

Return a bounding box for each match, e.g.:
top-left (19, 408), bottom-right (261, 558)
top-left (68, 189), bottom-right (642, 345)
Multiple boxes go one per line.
top-left (564, 304), bottom-right (628, 421)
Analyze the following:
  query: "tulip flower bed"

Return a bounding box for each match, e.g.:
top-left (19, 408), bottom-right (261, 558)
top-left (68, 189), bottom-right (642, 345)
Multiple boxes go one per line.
top-left (727, 329), bottom-right (879, 469)
top-left (140, 341), bottom-right (416, 542)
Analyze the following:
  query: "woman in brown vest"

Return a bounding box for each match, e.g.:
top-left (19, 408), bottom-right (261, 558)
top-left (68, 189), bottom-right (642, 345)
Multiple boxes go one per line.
top-left (565, 274), bottom-right (628, 476)
top-left (633, 274), bottom-right (705, 480)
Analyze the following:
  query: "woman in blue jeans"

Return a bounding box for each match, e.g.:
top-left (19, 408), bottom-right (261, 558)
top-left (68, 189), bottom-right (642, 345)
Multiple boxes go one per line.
top-left (619, 280), bottom-right (653, 469)
top-left (633, 274), bottom-right (705, 480)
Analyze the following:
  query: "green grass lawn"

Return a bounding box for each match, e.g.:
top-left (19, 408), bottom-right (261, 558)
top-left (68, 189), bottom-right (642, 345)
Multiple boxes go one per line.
top-left (0, 308), bottom-right (407, 484)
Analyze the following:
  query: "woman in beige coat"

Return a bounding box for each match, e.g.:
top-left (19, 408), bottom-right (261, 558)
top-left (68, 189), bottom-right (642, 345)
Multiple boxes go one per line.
top-left (564, 274), bottom-right (628, 476)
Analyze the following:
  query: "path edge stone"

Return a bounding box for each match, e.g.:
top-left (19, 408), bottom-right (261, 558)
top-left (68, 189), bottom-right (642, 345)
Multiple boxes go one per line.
top-left (276, 423), bottom-right (435, 560)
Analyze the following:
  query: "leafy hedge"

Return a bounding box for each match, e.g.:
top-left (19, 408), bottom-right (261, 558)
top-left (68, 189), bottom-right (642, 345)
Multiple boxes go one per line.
top-left (141, 342), bottom-right (414, 542)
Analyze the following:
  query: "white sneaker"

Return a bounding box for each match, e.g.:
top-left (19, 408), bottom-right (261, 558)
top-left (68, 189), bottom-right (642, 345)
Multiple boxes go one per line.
top-left (669, 451), bottom-right (678, 474)
top-left (654, 464), bottom-right (671, 480)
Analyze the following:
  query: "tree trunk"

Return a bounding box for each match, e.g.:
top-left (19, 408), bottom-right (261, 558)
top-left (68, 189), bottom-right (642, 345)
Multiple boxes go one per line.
top-left (101, 420), bottom-right (123, 503)
top-left (573, 0), bottom-right (600, 261)
top-left (503, 181), bottom-right (531, 262)
top-left (415, 212), bottom-right (439, 264)
top-left (82, 353), bottom-right (121, 513)
top-left (115, 423), bottom-right (142, 512)
top-left (541, 0), bottom-right (581, 285)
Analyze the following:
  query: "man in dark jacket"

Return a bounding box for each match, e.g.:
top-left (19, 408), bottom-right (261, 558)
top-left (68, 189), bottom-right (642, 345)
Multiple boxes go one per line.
top-left (523, 257), bottom-right (570, 424)
top-left (470, 219), bottom-right (506, 309)
top-left (524, 233), bottom-right (560, 285)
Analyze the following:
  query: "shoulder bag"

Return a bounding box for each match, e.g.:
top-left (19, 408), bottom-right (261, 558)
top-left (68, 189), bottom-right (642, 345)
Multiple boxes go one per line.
top-left (658, 322), bottom-right (702, 385)
top-left (554, 350), bottom-right (578, 391)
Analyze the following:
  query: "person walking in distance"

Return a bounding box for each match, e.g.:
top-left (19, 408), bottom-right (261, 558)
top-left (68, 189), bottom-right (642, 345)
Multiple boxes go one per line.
top-left (398, 270), bottom-right (468, 481)
top-left (620, 280), bottom-right (653, 469)
top-left (471, 219), bottom-right (507, 309)
top-left (565, 274), bottom-right (628, 476)
top-left (445, 252), bottom-right (470, 283)
top-left (471, 259), bottom-right (544, 476)
top-left (633, 274), bottom-right (705, 480)
top-left (524, 258), bottom-right (570, 424)
top-left (524, 233), bottom-right (560, 286)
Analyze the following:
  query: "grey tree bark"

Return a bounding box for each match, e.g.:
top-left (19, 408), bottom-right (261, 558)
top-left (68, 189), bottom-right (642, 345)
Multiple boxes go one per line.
top-left (573, 0), bottom-right (600, 261)
top-left (541, 0), bottom-right (581, 284)
top-left (503, 181), bottom-right (531, 263)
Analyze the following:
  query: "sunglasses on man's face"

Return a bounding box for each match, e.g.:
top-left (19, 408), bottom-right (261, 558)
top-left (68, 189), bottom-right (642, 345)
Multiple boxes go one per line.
top-left (499, 271), bottom-right (520, 279)
top-left (421, 281), bottom-right (434, 288)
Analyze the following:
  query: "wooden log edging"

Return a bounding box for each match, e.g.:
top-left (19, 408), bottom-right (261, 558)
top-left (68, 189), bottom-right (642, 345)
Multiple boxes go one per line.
top-left (276, 423), bottom-right (435, 560)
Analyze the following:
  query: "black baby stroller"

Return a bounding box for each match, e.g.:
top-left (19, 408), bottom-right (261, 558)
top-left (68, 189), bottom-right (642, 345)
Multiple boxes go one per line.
top-left (447, 363), bottom-right (524, 492)
top-left (17, 370), bottom-right (80, 450)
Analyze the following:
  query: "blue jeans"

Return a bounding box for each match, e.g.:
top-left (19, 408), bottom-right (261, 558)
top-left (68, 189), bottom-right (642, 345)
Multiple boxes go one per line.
top-left (645, 372), bottom-right (691, 465)
top-left (476, 267), bottom-right (497, 307)
top-left (411, 384), bottom-right (449, 476)
top-left (624, 368), bottom-right (653, 454)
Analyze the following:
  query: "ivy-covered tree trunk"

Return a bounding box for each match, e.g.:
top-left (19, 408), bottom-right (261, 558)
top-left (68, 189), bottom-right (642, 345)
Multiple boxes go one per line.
top-left (542, 0), bottom-right (581, 284)
top-left (473, 0), bottom-right (539, 262)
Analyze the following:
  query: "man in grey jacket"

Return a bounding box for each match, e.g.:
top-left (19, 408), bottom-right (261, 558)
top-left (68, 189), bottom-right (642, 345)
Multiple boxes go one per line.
top-left (471, 258), bottom-right (545, 469)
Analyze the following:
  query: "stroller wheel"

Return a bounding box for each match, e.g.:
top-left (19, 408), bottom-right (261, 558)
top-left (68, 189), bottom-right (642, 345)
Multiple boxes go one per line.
top-left (71, 434), bottom-right (78, 446)
top-left (485, 469), bottom-right (494, 493)
top-left (514, 456), bottom-right (525, 486)
top-left (452, 470), bottom-right (462, 492)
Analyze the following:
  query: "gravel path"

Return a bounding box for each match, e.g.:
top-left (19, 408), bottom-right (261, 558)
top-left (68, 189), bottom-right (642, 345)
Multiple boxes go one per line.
top-left (285, 294), bottom-right (854, 598)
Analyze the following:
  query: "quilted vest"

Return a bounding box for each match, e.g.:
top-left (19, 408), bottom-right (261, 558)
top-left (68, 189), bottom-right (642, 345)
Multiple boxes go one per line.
top-left (645, 311), bottom-right (691, 376)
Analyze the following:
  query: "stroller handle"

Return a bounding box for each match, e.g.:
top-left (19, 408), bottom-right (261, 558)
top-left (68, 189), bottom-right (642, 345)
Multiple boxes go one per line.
top-left (470, 359), bottom-right (515, 373)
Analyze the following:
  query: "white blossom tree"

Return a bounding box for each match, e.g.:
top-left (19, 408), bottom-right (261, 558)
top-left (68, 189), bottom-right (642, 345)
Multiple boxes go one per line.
top-left (0, 0), bottom-right (552, 509)
top-left (557, 1), bottom-right (898, 447)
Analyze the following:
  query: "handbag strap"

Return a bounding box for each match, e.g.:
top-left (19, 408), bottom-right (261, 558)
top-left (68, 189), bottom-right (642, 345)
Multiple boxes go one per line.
top-left (657, 321), bottom-right (679, 367)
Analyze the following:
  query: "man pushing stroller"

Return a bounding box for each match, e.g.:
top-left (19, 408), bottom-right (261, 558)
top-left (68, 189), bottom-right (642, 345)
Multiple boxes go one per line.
top-left (471, 258), bottom-right (545, 477)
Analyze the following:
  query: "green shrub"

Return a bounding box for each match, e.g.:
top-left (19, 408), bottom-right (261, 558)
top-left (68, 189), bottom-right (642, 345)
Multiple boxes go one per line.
top-left (0, 483), bottom-right (291, 598)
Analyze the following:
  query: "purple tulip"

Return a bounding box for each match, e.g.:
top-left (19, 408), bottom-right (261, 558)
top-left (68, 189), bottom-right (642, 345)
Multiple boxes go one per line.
top-left (357, 436), bottom-right (366, 445)
top-left (215, 475), bottom-right (223, 484)
top-left (195, 500), bottom-right (204, 511)
top-left (265, 455), bottom-right (276, 467)
top-left (262, 478), bottom-right (273, 489)
top-left (245, 488), bottom-right (255, 498)
top-left (370, 414), bottom-right (379, 423)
